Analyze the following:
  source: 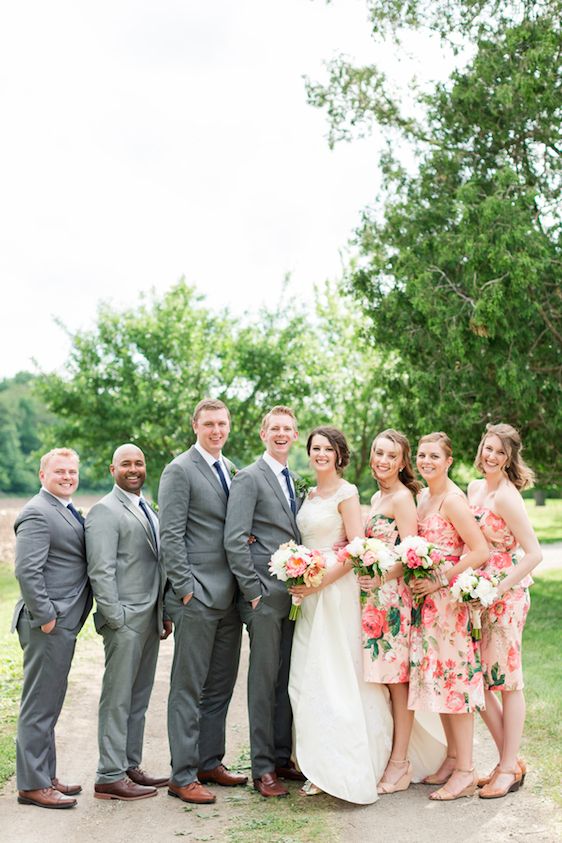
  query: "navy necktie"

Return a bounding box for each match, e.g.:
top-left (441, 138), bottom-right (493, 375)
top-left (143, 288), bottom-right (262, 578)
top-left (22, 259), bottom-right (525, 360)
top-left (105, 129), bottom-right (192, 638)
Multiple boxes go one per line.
top-left (67, 502), bottom-right (84, 526)
top-left (213, 460), bottom-right (230, 498)
top-left (281, 467), bottom-right (296, 515)
top-left (139, 499), bottom-right (158, 548)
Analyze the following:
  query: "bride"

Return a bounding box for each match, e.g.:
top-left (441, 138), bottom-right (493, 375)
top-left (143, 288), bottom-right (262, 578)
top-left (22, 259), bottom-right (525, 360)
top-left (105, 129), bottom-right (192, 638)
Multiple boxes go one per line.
top-left (288, 426), bottom-right (393, 803)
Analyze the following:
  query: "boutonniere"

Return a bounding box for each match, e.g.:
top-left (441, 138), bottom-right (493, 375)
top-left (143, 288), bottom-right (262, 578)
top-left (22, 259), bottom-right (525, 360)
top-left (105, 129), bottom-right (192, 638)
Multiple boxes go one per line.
top-left (293, 475), bottom-right (311, 499)
top-left (229, 465), bottom-right (238, 480)
top-left (77, 507), bottom-right (85, 518)
top-left (149, 501), bottom-right (159, 513)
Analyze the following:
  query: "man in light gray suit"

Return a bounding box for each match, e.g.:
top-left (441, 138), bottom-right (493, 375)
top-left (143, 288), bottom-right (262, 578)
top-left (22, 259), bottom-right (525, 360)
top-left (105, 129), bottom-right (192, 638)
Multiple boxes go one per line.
top-left (13, 447), bottom-right (92, 809)
top-left (224, 405), bottom-right (305, 798)
top-left (85, 443), bottom-right (171, 801)
top-left (159, 398), bottom-right (246, 805)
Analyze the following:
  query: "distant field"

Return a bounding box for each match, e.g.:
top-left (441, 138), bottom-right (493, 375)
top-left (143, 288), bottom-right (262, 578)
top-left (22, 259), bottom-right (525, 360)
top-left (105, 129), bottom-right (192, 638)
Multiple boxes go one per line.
top-left (524, 498), bottom-right (562, 543)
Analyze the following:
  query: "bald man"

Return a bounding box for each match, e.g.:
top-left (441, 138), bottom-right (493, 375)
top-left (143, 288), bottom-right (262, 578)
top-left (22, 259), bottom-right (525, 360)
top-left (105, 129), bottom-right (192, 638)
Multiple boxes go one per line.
top-left (85, 444), bottom-right (171, 801)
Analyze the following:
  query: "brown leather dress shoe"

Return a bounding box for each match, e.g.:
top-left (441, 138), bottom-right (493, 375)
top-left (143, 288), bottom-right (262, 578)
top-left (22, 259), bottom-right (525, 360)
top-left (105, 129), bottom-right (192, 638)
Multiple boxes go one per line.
top-left (198, 764), bottom-right (248, 787)
top-left (52, 777), bottom-right (82, 796)
top-left (167, 780), bottom-right (216, 804)
top-left (275, 762), bottom-right (306, 782)
top-left (253, 772), bottom-right (289, 798)
top-left (18, 787), bottom-right (77, 809)
top-left (94, 778), bottom-right (158, 801)
top-left (127, 766), bottom-right (169, 788)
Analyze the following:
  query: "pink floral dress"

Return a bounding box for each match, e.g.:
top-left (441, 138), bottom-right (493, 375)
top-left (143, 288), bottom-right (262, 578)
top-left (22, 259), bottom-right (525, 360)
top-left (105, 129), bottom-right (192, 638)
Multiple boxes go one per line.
top-left (362, 515), bottom-right (412, 684)
top-left (472, 508), bottom-right (531, 691)
top-left (408, 511), bottom-right (485, 714)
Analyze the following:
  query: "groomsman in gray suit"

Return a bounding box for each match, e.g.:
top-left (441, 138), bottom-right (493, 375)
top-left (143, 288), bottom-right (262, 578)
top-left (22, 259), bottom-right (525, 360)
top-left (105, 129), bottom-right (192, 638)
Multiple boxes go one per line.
top-left (85, 444), bottom-right (171, 801)
top-left (224, 406), bottom-right (305, 798)
top-left (13, 448), bottom-right (92, 809)
top-left (159, 398), bottom-right (246, 805)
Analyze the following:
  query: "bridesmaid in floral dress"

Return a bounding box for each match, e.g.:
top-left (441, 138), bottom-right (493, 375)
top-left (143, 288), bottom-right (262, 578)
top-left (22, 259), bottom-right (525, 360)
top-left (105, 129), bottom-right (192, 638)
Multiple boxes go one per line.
top-left (468, 423), bottom-right (541, 799)
top-left (408, 432), bottom-right (489, 801)
top-left (359, 430), bottom-right (421, 793)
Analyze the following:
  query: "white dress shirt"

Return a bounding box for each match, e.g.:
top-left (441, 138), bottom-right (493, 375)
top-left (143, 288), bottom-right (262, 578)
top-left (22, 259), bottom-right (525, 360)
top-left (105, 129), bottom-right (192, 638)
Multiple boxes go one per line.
top-left (262, 451), bottom-right (294, 506)
top-left (120, 487), bottom-right (160, 546)
top-left (194, 442), bottom-right (231, 489)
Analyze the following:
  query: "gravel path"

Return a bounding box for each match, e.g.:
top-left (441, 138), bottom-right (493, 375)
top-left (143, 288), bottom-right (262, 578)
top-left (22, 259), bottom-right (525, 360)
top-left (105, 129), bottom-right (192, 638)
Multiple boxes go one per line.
top-left (0, 626), bottom-right (559, 843)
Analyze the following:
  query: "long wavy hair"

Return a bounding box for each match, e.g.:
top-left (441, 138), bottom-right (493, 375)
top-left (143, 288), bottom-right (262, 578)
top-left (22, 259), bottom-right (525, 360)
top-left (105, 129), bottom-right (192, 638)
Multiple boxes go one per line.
top-left (371, 429), bottom-right (421, 495)
top-left (475, 423), bottom-right (535, 491)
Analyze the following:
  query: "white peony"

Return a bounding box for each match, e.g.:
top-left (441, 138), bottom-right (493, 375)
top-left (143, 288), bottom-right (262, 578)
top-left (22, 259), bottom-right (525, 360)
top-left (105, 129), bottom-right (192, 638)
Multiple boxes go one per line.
top-left (472, 577), bottom-right (498, 607)
top-left (346, 536), bottom-right (366, 557)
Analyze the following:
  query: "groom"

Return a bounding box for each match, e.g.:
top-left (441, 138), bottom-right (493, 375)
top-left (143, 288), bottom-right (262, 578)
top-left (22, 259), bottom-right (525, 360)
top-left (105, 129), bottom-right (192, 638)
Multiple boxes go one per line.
top-left (224, 405), bottom-right (305, 798)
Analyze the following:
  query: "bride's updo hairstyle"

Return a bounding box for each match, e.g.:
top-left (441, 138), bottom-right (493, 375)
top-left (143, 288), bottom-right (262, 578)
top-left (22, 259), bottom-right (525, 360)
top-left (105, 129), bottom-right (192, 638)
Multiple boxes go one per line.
top-left (306, 426), bottom-right (350, 476)
top-left (371, 429), bottom-right (421, 495)
top-left (475, 422), bottom-right (535, 491)
top-left (417, 431), bottom-right (453, 460)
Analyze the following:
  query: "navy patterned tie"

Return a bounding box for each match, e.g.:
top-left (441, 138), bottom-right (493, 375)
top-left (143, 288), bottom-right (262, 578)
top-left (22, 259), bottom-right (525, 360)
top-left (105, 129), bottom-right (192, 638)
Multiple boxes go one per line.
top-left (213, 461), bottom-right (230, 498)
top-left (281, 467), bottom-right (296, 515)
top-left (139, 499), bottom-right (158, 548)
top-left (67, 502), bottom-right (85, 526)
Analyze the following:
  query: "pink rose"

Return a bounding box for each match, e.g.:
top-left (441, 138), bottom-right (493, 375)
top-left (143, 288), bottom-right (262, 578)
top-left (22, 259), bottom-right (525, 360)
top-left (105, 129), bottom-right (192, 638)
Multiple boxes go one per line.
top-left (446, 691), bottom-right (466, 712)
top-left (362, 604), bottom-right (389, 639)
top-left (337, 548), bottom-right (350, 564)
top-left (455, 605), bottom-right (469, 633)
top-left (285, 555), bottom-right (308, 578)
top-left (406, 548), bottom-right (421, 569)
top-left (492, 552), bottom-right (511, 570)
top-left (422, 597), bottom-right (438, 627)
top-left (429, 549), bottom-right (442, 565)
top-left (490, 600), bottom-right (507, 620)
top-left (398, 661), bottom-right (410, 682)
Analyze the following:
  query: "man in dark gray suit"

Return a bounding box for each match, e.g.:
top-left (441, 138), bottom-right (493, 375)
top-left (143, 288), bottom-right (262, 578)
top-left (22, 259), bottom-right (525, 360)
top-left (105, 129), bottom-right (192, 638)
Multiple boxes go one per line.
top-left (159, 398), bottom-right (246, 805)
top-left (85, 443), bottom-right (171, 801)
top-left (224, 406), bottom-right (305, 798)
top-left (13, 448), bottom-right (92, 809)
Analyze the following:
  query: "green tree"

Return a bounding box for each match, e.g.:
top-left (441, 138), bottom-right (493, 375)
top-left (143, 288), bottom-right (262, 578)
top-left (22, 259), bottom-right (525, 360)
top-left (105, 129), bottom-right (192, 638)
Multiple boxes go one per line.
top-left (309, 2), bottom-right (561, 483)
top-left (36, 280), bottom-right (322, 493)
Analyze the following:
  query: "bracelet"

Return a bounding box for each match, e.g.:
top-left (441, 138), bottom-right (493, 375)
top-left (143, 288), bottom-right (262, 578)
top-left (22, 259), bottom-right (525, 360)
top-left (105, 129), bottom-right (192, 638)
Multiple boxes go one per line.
top-left (440, 570), bottom-right (449, 588)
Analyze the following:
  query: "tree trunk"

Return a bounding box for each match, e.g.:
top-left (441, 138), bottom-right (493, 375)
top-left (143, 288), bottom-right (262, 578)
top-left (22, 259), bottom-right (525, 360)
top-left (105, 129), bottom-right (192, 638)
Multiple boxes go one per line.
top-left (533, 489), bottom-right (546, 507)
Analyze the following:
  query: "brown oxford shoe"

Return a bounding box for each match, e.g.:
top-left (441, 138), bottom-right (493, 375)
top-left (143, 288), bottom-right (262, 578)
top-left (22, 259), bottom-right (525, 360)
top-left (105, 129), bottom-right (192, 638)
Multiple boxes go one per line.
top-left (94, 778), bottom-right (157, 801)
top-left (275, 762), bottom-right (306, 782)
top-left (127, 766), bottom-right (169, 788)
top-left (18, 787), bottom-right (77, 809)
top-left (51, 777), bottom-right (82, 796)
top-left (253, 772), bottom-right (289, 798)
top-left (198, 764), bottom-right (248, 787)
top-left (167, 780), bottom-right (216, 804)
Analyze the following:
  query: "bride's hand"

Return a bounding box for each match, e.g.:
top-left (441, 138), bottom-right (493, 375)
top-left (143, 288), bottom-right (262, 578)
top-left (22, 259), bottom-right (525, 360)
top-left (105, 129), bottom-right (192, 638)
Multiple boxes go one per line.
top-left (289, 584), bottom-right (320, 599)
top-left (357, 574), bottom-right (381, 592)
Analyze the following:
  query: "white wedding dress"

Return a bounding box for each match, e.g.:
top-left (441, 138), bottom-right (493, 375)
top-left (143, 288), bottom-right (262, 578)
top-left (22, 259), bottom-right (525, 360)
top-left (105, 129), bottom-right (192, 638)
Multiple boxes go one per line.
top-left (289, 482), bottom-right (446, 805)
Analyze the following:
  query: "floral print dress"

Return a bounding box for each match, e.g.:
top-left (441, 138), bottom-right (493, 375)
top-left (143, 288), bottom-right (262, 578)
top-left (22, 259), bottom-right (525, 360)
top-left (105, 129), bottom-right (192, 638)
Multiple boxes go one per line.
top-left (408, 511), bottom-right (485, 714)
top-left (362, 515), bottom-right (412, 684)
top-left (471, 508), bottom-right (531, 691)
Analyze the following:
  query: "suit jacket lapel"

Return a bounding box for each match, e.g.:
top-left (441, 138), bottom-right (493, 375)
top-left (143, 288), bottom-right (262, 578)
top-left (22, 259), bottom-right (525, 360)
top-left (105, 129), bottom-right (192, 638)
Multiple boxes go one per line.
top-left (191, 447), bottom-right (228, 503)
top-left (113, 487), bottom-right (157, 555)
top-left (42, 491), bottom-right (84, 539)
top-left (258, 458), bottom-right (297, 528)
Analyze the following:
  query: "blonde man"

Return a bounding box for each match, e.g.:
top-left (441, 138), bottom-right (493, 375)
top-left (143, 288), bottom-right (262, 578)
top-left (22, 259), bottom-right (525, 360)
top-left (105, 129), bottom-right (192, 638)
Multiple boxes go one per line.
top-left (13, 448), bottom-right (92, 809)
top-left (224, 406), bottom-right (305, 798)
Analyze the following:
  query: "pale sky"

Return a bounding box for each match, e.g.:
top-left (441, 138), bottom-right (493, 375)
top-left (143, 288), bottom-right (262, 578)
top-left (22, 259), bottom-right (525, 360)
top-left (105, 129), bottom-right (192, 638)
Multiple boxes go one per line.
top-left (0, 0), bottom-right (456, 379)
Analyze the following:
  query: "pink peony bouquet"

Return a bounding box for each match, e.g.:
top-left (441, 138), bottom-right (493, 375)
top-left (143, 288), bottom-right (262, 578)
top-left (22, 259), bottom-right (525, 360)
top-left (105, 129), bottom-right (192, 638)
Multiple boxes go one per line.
top-left (395, 535), bottom-right (444, 605)
top-left (337, 537), bottom-right (395, 603)
top-left (450, 568), bottom-right (503, 639)
top-left (269, 541), bottom-right (327, 620)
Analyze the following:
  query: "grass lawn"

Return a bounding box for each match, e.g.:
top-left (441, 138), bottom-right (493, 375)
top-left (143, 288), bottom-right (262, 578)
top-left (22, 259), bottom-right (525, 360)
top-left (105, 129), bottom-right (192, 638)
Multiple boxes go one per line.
top-left (520, 570), bottom-right (562, 805)
top-left (525, 498), bottom-right (562, 543)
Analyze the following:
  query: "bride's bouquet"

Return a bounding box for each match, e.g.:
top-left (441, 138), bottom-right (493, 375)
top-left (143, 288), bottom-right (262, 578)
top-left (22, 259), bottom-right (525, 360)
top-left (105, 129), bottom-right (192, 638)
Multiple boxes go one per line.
top-left (337, 536), bottom-right (395, 585)
top-left (395, 535), bottom-right (445, 605)
top-left (450, 568), bottom-right (503, 640)
top-left (269, 541), bottom-right (327, 620)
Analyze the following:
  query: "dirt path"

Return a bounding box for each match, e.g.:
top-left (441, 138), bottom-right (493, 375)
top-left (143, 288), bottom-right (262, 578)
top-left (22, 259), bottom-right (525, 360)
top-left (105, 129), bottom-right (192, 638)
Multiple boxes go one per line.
top-left (0, 627), bottom-right (559, 843)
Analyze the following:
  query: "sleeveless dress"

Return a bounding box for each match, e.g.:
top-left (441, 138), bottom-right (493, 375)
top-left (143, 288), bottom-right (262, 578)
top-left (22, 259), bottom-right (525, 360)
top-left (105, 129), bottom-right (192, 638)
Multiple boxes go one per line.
top-left (289, 483), bottom-right (446, 801)
top-left (407, 509), bottom-right (485, 714)
top-left (471, 507), bottom-right (531, 691)
top-left (289, 482), bottom-right (392, 804)
top-left (362, 514), bottom-right (412, 684)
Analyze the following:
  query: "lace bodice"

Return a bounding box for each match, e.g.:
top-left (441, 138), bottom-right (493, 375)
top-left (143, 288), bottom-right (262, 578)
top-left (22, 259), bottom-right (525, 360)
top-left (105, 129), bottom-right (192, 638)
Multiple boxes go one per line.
top-left (297, 482), bottom-right (359, 554)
